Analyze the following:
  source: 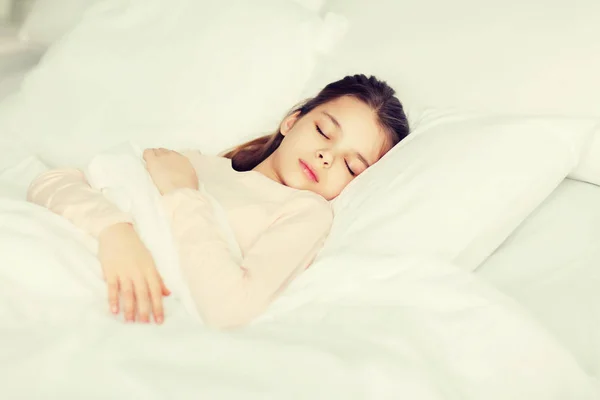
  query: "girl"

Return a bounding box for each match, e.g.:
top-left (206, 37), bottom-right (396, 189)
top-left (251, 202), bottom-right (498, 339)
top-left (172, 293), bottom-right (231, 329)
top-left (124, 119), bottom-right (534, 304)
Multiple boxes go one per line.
top-left (27, 74), bottom-right (410, 328)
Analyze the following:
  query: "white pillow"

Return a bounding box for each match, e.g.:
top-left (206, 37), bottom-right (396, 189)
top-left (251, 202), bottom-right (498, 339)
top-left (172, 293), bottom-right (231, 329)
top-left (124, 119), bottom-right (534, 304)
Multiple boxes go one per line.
top-left (569, 126), bottom-right (600, 186)
top-left (301, 0), bottom-right (600, 117)
top-left (0, 154), bottom-right (49, 200)
top-left (19, 0), bottom-right (329, 47)
top-left (18, 0), bottom-right (102, 45)
top-left (290, 0), bottom-right (325, 12)
top-left (323, 109), bottom-right (599, 271)
top-left (1, 0), bottom-right (347, 167)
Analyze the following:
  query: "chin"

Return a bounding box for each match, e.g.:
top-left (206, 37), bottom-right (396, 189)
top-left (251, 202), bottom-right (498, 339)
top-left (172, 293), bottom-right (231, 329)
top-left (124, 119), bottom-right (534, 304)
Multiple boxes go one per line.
top-left (279, 174), bottom-right (303, 191)
top-left (308, 186), bottom-right (331, 200)
top-left (321, 193), bottom-right (335, 201)
top-left (280, 169), bottom-right (307, 190)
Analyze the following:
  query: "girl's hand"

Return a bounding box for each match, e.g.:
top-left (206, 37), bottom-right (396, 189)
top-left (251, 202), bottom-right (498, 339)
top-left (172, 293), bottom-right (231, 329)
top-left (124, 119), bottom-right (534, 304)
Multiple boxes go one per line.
top-left (143, 148), bottom-right (199, 195)
top-left (98, 223), bottom-right (171, 324)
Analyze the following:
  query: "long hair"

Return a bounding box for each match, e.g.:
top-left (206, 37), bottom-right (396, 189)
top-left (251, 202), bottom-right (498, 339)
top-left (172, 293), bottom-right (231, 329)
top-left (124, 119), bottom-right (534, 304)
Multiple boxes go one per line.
top-left (222, 74), bottom-right (410, 171)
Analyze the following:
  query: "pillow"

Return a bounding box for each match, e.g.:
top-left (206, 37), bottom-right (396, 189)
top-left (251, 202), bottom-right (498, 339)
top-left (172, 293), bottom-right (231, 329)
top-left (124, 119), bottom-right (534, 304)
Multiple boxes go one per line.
top-left (18, 0), bottom-right (329, 47)
top-left (0, 43), bottom-right (45, 104)
top-left (568, 125), bottom-right (600, 186)
top-left (0, 125), bottom-right (35, 178)
top-left (300, 0), bottom-right (600, 117)
top-left (290, 0), bottom-right (326, 12)
top-left (476, 178), bottom-right (600, 377)
top-left (18, 0), bottom-right (102, 46)
top-left (0, 154), bottom-right (48, 200)
top-left (1, 0), bottom-right (347, 167)
top-left (323, 109), bottom-right (599, 271)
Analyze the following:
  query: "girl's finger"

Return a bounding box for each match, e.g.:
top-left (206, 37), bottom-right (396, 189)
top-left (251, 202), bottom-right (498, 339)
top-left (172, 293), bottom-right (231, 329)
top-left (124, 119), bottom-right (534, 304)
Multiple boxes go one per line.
top-left (106, 274), bottom-right (120, 314)
top-left (148, 276), bottom-right (165, 324)
top-left (160, 276), bottom-right (171, 296)
top-left (133, 276), bottom-right (151, 323)
top-left (142, 148), bottom-right (154, 161)
top-left (152, 148), bottom-right (166, 156)
top-left (121, 278), bottom-right (136, 322)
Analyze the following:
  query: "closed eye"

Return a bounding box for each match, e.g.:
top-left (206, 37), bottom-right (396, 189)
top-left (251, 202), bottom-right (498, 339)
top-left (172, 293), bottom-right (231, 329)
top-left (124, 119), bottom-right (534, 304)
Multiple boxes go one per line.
top-left (345, 161), bottom-right (356, 176)
top-left (316, 124), bottom-right (328, 139)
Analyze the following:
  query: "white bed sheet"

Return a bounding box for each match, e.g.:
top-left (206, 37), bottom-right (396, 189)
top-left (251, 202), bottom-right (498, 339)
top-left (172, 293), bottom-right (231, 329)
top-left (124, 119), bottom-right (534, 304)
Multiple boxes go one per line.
top-left (477, 178), bottom-right (600, 378)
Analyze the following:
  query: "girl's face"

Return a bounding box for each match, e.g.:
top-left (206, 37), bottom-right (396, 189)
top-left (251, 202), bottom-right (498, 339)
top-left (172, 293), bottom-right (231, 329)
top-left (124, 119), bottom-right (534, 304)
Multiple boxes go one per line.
top-left (256, 96), bottom-right (390, 200)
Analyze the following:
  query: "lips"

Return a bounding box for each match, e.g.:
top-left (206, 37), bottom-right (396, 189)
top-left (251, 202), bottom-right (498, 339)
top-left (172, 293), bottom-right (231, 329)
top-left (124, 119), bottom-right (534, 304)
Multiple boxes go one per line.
top-left (299, 159), bottom-right (319, 183)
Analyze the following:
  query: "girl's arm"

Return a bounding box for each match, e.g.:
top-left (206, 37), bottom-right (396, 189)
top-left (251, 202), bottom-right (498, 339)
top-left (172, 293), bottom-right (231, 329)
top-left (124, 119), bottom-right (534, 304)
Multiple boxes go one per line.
top-left (27, 168), bottom-right (170, 324)
top-left (162, 188), bottom-right (332, 329)
top-left (27, 168), bottom-right (133, 238)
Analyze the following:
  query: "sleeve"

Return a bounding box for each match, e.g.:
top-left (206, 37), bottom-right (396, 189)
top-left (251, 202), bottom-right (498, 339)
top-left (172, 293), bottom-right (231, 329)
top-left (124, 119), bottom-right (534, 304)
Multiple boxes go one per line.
top-left (161, 188), bottom-right (333, 329)
top-left (27, 168), bottom-right (134, 238)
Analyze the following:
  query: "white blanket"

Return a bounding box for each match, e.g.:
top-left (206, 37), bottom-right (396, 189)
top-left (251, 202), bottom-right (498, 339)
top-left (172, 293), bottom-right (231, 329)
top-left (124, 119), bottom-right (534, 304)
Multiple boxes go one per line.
top-left (0, 148), bottom-right (598, 399)
top-left (84, 143), bottom-right (239, 321)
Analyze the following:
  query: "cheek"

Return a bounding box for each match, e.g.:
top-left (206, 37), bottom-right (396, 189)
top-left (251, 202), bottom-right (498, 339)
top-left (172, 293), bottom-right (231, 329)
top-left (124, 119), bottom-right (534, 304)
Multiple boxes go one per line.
top-left (274, 137), bottom-right (301, 163)
top-left (280, 132), bottom-right (307, 155)
top-left (324, 169), bottom-right (352, 198)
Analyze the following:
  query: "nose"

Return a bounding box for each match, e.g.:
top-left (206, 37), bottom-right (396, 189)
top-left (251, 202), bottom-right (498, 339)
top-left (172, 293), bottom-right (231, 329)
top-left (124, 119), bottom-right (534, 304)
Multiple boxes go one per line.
top-left (316, 149), bottom-right (333, 167)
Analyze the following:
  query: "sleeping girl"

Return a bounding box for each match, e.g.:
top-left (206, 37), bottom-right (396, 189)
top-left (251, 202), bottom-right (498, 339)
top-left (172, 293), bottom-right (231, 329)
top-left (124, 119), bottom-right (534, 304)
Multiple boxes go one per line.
top-left (27, 74), bottom-right (410, 328)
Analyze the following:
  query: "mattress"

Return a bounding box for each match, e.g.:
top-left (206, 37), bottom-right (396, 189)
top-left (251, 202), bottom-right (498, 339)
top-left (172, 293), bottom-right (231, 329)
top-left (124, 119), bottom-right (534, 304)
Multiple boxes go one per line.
top-left (477, 178), bottom-right (600, 378)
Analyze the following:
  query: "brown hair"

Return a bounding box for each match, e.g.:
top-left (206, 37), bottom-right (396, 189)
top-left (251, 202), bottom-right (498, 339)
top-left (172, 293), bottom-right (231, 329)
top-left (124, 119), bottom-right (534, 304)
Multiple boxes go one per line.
top-left (222, 74), bottom-right (410, 171)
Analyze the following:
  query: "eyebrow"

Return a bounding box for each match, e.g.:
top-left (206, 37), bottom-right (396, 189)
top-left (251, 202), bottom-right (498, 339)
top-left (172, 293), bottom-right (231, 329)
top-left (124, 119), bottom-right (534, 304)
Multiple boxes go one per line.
top-left (322, 111), bottom-right (371, 168)
top-left (357, 153), bottom-right (370, 168)
top-left (322, 111), bottom-right (342, 131)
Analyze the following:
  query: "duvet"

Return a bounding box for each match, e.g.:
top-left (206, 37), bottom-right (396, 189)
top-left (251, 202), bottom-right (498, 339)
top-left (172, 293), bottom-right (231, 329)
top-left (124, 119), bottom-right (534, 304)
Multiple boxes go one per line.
top-left (0, 146), bottom-right (597, 399)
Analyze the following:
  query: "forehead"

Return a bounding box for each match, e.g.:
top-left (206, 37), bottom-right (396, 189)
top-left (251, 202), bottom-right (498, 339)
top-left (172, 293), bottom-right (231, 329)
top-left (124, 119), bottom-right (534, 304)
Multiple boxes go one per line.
top-left (313, 96), bottom-right (388, 162)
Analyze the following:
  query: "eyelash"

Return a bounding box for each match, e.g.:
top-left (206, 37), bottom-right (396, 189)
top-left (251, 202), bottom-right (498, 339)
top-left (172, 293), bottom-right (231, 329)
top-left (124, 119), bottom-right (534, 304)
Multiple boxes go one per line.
top-left (316, 124), bottom-right (328, 139)
top-left (346, 162), bottom-right (356, 176)
top-left (316, 124), bottom-right (356, 176)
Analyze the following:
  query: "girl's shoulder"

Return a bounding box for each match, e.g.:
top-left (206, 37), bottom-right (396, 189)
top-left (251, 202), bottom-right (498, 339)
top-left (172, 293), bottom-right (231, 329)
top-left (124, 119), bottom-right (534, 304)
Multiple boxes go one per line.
top-left (281, 189), bottom-right (333, 228)
top-left (180, 149), bottom-right (228, 171)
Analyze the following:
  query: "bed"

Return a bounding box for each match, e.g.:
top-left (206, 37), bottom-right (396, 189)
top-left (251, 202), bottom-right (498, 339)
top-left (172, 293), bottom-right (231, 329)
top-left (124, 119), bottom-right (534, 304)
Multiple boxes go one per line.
top-left (477, 178), bottom-right (600, 379)
top-left (0, 1), bottom-right (599, 399)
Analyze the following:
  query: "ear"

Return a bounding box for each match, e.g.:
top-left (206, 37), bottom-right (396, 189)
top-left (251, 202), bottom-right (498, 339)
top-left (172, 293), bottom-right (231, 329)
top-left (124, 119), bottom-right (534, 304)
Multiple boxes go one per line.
top-left (280, 111), bottom-right (301, 136)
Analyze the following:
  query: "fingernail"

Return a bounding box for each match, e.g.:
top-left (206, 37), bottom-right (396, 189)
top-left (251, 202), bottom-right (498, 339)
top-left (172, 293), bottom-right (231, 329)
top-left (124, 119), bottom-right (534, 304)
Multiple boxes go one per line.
top-left (111, 305), bottom-right (118, 314)
top-left (156, 316), bottom-right (163, 324)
